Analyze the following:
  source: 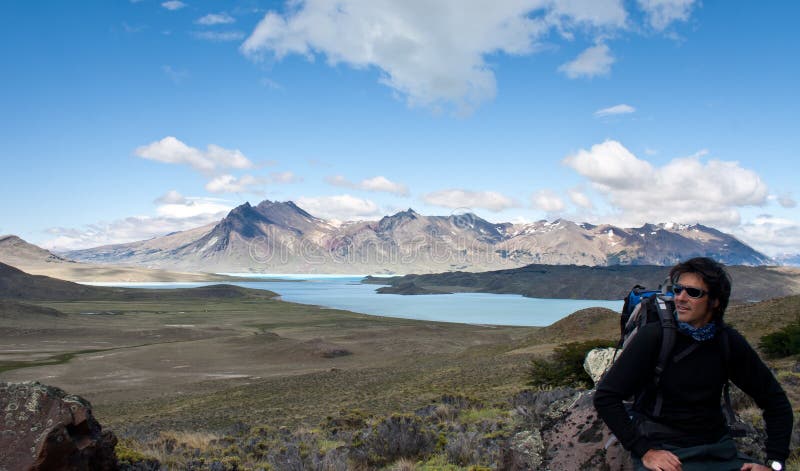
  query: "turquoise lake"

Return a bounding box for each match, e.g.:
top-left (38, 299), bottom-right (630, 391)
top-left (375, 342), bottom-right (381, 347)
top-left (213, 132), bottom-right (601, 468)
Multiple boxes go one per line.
top-left (86, 275), bottom-right (623, 327)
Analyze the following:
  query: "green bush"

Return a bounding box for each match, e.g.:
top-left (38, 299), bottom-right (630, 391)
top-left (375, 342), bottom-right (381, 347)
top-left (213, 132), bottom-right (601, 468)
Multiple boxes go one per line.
top-left (760, 318), bottom-right (800, 358)
top-left (528, 339), bottom-right (616, 389)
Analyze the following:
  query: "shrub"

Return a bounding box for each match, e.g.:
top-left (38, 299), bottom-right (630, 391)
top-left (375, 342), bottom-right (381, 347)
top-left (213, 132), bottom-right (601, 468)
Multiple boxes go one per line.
top-left (528, 339), bottom-right (616, 389)
top-left (760, 318), bottom-right (800, 358)
top-left (354, 414), bottom-right (438, 467)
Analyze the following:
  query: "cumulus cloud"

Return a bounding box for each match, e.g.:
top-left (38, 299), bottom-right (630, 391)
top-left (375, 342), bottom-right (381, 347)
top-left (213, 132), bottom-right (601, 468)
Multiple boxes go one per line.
top-left (637, 0), bottom-right (696, 31)
top-left (562, 140), bottom-right (769, 227)
top-left (296, 194), bottom-right (381, 221)
top-left (43, 197), bottom-right (232, 251)
top-left (193, 31), bottom-right (245, 42)
top-left (531, 189), bottom-right (565, 212)
top-left (204, 174), bottom-right (265, 194)
top-left (735, 215), bottom-right (800, 257)
top-left (135, 136), bottom-right (254, 173)
top-left (241, 0), bottom-right (632, 113)
top-left (161, 1), bottom-right (186, 11)
top-left (196, 13), bottom-right (235, 25)
top-left (422, 189), bottom-right (516, 212)
top-left (326, 175), bottom-right (409, 196)
top-left (559, 43), bottom-right (614, 79)
top-left (594, 103), bottom-right (635, 117)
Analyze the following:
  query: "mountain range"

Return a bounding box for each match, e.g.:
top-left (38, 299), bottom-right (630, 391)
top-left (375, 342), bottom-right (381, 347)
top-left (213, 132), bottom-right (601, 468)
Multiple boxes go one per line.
top-left (59, 200), bottom-right (772, 274)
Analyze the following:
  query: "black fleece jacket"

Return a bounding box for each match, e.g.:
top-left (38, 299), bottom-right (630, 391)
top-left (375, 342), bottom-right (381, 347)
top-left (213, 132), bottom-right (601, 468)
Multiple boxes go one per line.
top-left (594, 322), bottom-right (792, 462)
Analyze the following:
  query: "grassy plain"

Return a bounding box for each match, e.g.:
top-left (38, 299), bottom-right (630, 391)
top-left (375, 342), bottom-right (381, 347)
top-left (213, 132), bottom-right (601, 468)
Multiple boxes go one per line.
top-left (0, 288), bottom-right (557, 435)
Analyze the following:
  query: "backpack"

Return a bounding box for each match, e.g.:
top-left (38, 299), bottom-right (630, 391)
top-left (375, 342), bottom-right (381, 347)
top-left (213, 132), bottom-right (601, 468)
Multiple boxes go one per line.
top-left (614, 284), bottom-right (745, 436)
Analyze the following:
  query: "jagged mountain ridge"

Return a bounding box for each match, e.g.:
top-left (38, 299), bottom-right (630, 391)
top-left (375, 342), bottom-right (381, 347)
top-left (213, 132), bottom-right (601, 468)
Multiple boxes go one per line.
top-left (62, 200), bottom-right (771, 274)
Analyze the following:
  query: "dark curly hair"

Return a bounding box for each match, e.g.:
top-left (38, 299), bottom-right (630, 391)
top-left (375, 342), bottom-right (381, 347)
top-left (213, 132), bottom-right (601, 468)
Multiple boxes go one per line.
top-left (669, 257), bottom-right (732, 321)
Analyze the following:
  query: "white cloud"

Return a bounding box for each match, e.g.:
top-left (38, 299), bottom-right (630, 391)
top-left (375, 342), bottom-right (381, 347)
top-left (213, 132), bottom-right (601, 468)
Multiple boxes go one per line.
top-left (547, 0), bottom-right (627, 29)
top-left (270, 171), bottom-right (302, 183)
top-left (637, 0), bottom-right (695, 31)
top-left (562, 140), bottom-right (769, 228)
top-left (735, 215), bottom-right (800, 257)
top-left (193, 31), bottom-right (245, 42)
top-left (563, 140), bottom-right (652, 187)
top-left (135, 137), bottom-right (254, 172)
top-left (161, 1), bottom-right (186, 11)
top-left (205, 174), bottom-right (265, 194)
top-left (326, 175), bottom-right (409, 196)
top-left (559, 43), bottom-right (614, 79)
top-left (43, 197), bottom-right (232, 251)
top-left (531, 189), bottom-right (565, 212)
top-left (240, 0), bottom-right (633, 113)
top-left (196, 13), bottom-right (235, 25)
top-left (594, 103), bottom-right (635, 117)
top-left (360, 176), bottom-right (409, 196)
top-left (296, 194), bottom-right (381, 221)
top-left (568, 188), bottom-right (593, 209)
top-left (422, 189), bottom-right (516, 212)
top-left (154, 190), bottom-right (187, 205)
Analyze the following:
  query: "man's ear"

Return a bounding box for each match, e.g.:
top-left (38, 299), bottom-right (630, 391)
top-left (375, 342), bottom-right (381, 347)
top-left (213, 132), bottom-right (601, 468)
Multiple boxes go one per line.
top-left (710, 298), bottom-right (720, 313)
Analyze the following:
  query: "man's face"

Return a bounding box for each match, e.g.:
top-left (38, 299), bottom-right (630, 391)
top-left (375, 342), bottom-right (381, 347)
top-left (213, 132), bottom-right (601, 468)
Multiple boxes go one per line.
top-left (674, 272), bottom-right (718, 328)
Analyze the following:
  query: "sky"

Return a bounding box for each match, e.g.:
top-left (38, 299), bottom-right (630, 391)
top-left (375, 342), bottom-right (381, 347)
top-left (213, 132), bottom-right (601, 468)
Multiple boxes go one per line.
top-left (1, 0), bottom-right (798, 257)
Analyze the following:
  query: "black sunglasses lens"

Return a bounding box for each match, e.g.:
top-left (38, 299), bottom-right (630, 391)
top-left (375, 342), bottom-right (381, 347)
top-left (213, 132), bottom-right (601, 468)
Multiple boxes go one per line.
top-left (673, 285), bottom-right (704, 298)
top-left (685, 287), bottom-right (703, 298)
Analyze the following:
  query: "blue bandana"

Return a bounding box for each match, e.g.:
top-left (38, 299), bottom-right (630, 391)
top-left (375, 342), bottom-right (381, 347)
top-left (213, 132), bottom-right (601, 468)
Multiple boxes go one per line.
top-left (677, 320), bottom-right (716, 341)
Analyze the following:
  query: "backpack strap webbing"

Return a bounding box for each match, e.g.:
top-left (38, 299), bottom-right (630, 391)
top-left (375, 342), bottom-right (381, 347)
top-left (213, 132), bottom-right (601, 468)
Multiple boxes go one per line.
top-left (652, 295), bottom-right (676, 418)
top-left (717, 326), bottom-right (745, 436)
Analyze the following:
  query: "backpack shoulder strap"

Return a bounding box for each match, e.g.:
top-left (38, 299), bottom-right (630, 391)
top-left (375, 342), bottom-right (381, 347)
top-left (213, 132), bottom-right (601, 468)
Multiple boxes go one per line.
top-left (651, 295), bottom-right (676, 417)
top-left (717, 325), bottom-right (745, 436)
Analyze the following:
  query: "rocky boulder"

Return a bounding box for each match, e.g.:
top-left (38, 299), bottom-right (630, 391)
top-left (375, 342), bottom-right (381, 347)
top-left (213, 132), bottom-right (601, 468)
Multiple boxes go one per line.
top-left (0, 381), bottom-right (118, 471)
top-left (584, 346), bottom-right (618, 385)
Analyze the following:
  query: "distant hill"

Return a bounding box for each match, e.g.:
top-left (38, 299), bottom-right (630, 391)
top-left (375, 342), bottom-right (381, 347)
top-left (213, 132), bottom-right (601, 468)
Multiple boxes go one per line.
top-left (0, 235), bottom-right (73, 266)
top-left (0, 261), bottom-right (108, 300)
top-left (366, 263), bottom-right (800, 302)
top-left (0, 235), bottom-right (254, 282)
top-left (0, 262), bottom-right (276, 302)
top-left (62, 200), bottom-right (772, 274)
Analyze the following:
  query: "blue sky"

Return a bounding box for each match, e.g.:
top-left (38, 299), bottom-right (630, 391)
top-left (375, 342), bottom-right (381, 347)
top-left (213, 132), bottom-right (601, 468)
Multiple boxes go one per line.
top-left (1, 0), bottom-right (798, 256)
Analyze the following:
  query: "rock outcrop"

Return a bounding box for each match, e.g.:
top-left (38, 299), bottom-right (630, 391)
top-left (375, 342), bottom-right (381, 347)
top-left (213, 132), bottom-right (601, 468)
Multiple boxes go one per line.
top-left (509, 388), bottom-right (633, 470)
top-left (542, 391), bottom-right (633, 470)
top-left (0, 381), bottom-right (117, 471)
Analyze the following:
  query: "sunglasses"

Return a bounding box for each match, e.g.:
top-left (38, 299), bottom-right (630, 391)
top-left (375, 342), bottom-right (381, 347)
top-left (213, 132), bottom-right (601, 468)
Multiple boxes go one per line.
top-left (672, 284), bottom-right (708, 299)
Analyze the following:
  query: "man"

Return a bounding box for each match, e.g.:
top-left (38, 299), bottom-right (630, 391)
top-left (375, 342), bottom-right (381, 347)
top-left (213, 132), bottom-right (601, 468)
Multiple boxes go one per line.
top-left (594, 257), bottom-right (793, 471)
